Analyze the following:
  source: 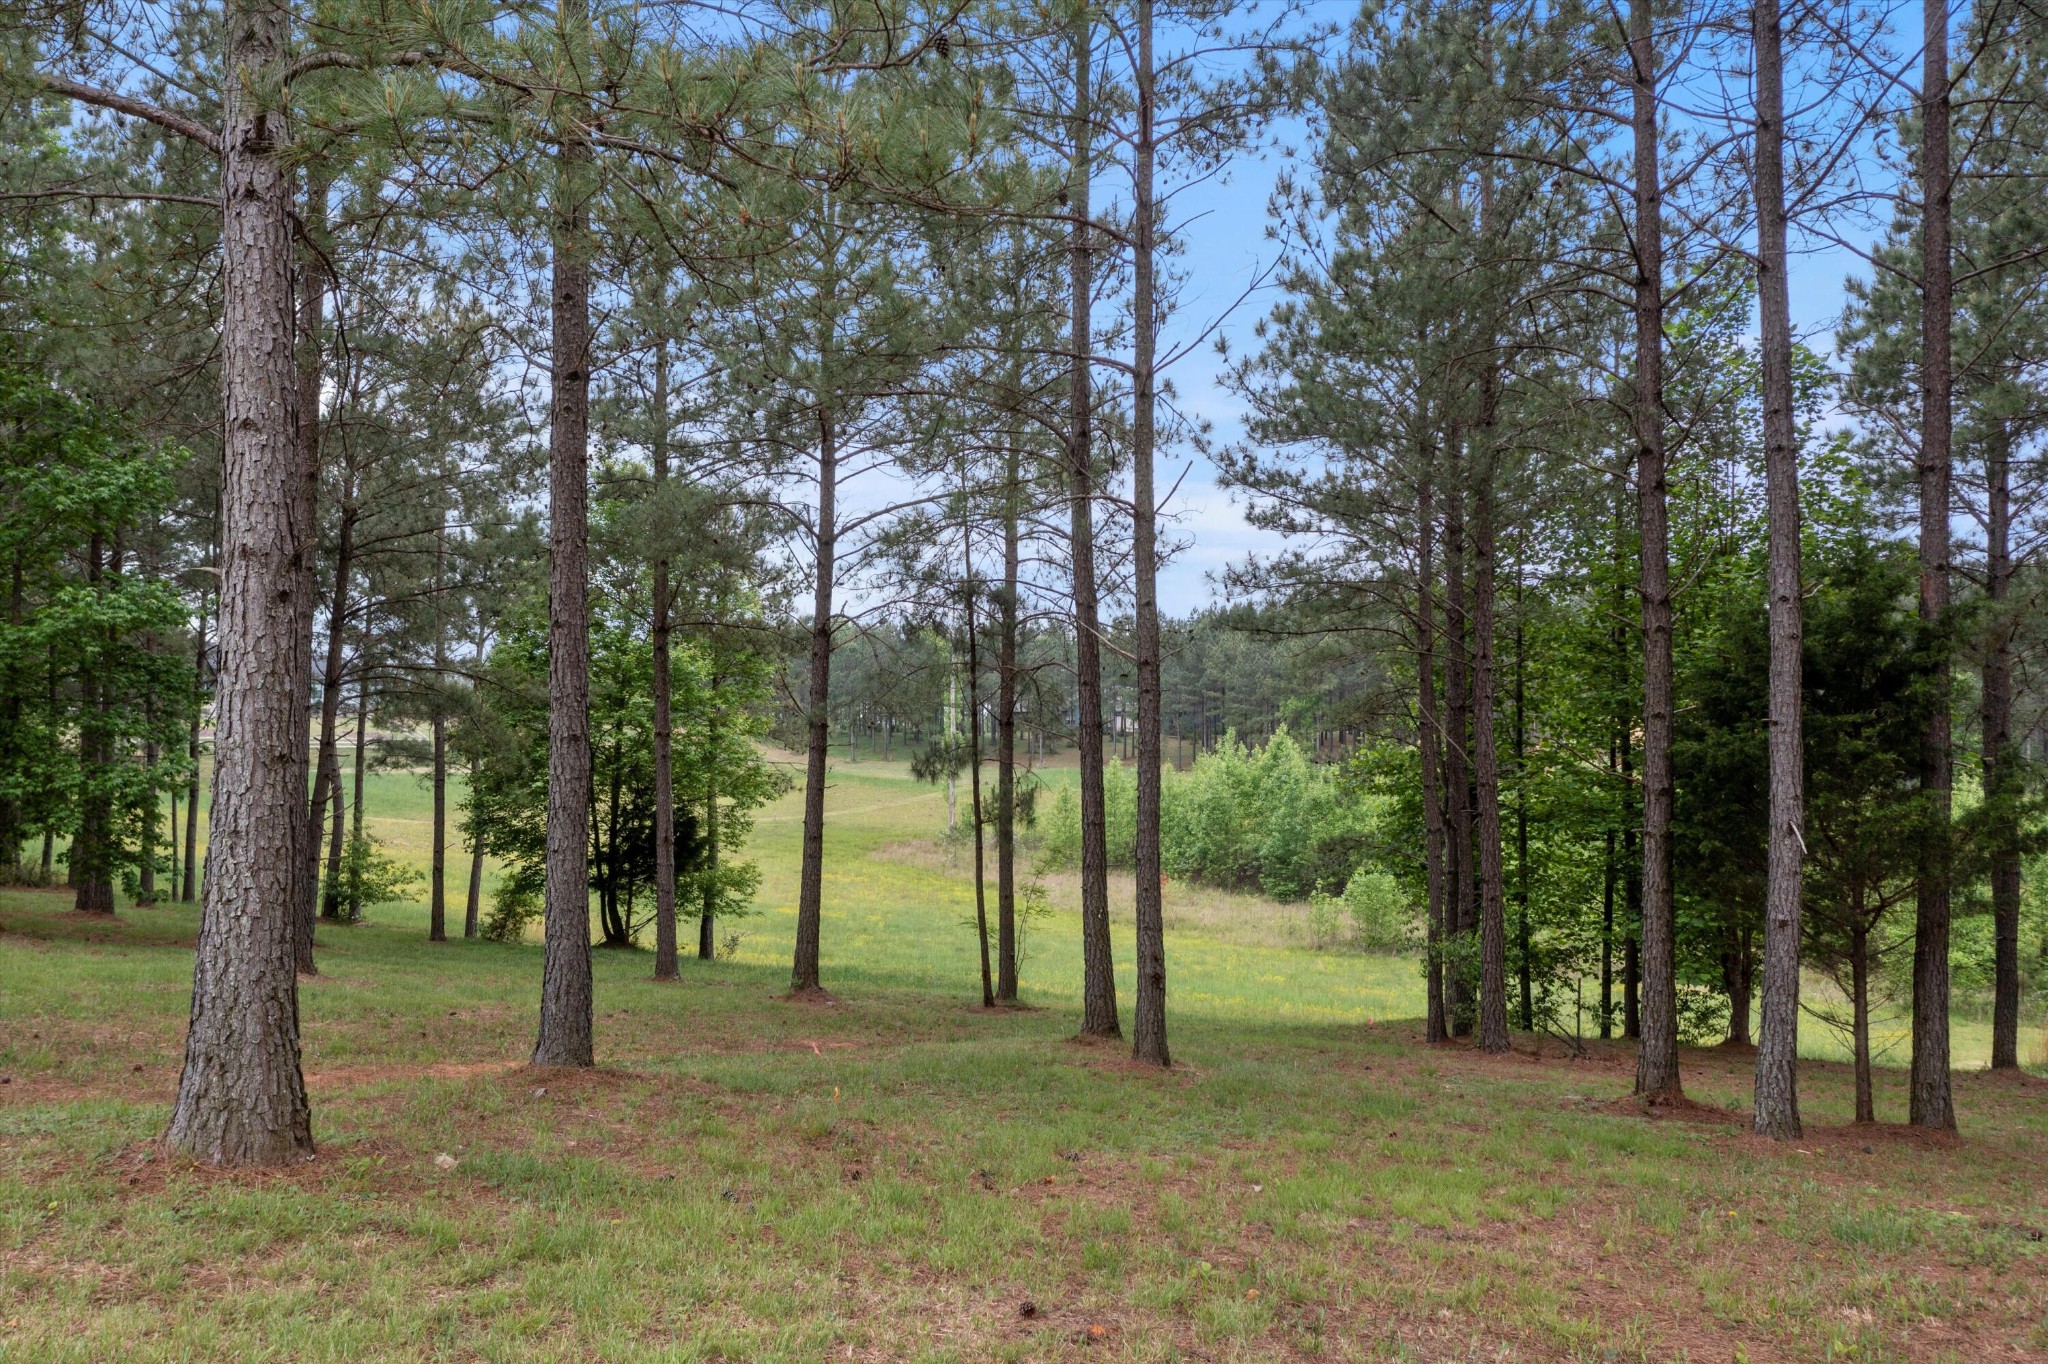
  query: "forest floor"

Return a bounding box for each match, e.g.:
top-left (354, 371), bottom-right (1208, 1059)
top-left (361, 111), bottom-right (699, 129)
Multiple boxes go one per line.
top-left (5, 756), bottom-right (2048, 1361)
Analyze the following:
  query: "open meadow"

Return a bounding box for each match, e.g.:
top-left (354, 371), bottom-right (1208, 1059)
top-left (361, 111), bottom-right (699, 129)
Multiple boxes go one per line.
top-left (4, 754), bottom-right (2048, 1361)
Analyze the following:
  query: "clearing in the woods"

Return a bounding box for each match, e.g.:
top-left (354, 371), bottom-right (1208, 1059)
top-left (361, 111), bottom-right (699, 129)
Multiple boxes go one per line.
top-left (4, 756), bottom-right (2047, 1362)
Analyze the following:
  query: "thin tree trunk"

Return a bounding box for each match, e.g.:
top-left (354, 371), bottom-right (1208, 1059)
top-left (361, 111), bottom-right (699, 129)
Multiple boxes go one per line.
top-left (1129, 0), bottom-right (1169, 1068)
top-left (1444, 423), bottom-right (1474, 1036)
top-left (166, 0), bottom-right (315, 1162)
top-left (652, 336), bottom-right (679, 981)
top-left (0, 556), bottom-right (21, 871)
top-left (1514, 581), bottom-right (1531, 1033)
top-left (1630, 0), bottom-right (1681, 1102)
top-left (322, 701), bottom-right (346, 919)
top-left (793, 406), bottom-right (837, 995)
top-left (700, 760), bottom-right (718, 960)
top-left (1987, 422), bottom-right (2020, 1068)
top-left (1724, 941), bottom-right (1754, 1045)
top-left (1753, 0), bottom-right (1804, 1138)
top-left (1069, 7), bottom-right (1118, 1041)
top-left (533, 12), bottom-right (596, 1062)
top-left (965, 546), bottom-right (993, 1009)
top-left (1853, 918), bottom-right (1874, 1124)
top-left (183, 596), bottom-right (203, 904)
top-left (1911, 0), bottom-right (1957, 1132)
top-left (73, 532), bottom-right (115, 914)
top-left (1473, 422), bottom-right (1509, 1055)
top-left (141, 728), bottom-right (159, 904)
top-left (292, 170), bottom-right (327, 976)
top-left (429, 508), bottom-right (448, 944)
top-left (996, 442), bottom-right (1020, 1002)
top-left (348, 681), bottom-right (366, 921)
top-left (1601, 825), bottom-right (1616, 1039)
top-left (1418, 450), bottom-right (1447, 1045)
top-left (315, 531), bottom-right (352, 923)
top-left (465, 753), bottom-right (484, 939)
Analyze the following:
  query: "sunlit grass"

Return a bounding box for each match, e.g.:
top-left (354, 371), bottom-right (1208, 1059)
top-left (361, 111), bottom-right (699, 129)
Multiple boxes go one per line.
top-left (5, 750), bottom-right (2047, 1360)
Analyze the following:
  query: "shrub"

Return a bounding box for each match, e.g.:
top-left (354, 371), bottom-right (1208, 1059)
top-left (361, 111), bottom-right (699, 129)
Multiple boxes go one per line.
top-left (1341, 870), bottom-right (1417, 952)
top-left (483, 873), bottom-right (542, 943)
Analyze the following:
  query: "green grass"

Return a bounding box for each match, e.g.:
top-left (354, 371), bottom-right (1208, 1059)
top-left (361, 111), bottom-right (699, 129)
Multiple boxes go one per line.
top-left (5, 753), bottom-right (2048, 1360)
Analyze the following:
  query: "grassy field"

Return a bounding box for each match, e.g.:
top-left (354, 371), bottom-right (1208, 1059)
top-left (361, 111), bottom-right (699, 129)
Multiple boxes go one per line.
top-left (5, 752), bottom-right (2048, 1360)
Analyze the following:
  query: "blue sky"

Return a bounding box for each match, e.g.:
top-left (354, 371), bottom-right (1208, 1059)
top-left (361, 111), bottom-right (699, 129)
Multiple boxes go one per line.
top-left (1147, 32), bottom-right (1904, 615)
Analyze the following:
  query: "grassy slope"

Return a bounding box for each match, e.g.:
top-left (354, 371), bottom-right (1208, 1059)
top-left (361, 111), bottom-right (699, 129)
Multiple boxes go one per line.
top-left (3, 753), bottom-right (2047, 1361)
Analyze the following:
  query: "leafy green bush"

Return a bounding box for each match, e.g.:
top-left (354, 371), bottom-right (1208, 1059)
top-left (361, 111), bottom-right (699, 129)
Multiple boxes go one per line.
top-left (339, 831), bottom-right (423, 917)
top-left (482, 872), bottom-right (542, 943)
top-left (1041, 727), bottom-right (1372, 904)
top-left (1341, 870), bottom-right (1417, 952)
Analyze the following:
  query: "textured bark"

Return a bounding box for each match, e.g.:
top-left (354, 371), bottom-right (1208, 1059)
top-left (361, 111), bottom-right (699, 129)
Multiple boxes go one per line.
top-left (1630, 0), bottom-right (1682, 1102)
top-left (651, 338), bottom-right (678, 981)
top-left (1986, 424), bottom-right (2020, 1069)
top-left (1068, 9), bottom-right (1118, 1041)
top-left (1418, 456), bottom-right (1447, 1045)
top-left (1911, 0), bottom-right (1957, 1132)
top-left (1752, 0), bottom-right (1804, 1139)
top-left (996, 442), bottom-right (1021, 1002)
top-left (792, 407), bottom-right (836, 995)
top-left (166, 0), bottom-right (315, 1163)
top-left (1129, 0), bottom-right (1169, 1068)
top-left (534, 29), bottom-right (596, 1063)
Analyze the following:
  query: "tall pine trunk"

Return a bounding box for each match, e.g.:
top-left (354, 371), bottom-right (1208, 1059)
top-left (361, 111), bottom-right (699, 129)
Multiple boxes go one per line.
top-left (1443, 424), bottom-right (1474, 1036)
top-left (792, 407), bottom-right (837, 994)
top-left (1418, 451), bottom-right (1447, 1045)
top-left (292, 171), bottom-right (327, 975)
top-left (465, 752), bottom-right (484, 939)
top-left (1630, 0), bottom-right (1682, 1101)
top-left (965, 555), bottom-right (993, 1008)
top-left (73, 532), bottom-right (115, 914)
top-left (429, 510), bottom-right (448, 944)
top-left (1068, 9), bottom-right (1118, 1040)
top-left (700, 755), bottom-right (719, 959)
top-left (1129, 0), bottom-right (1169, 1067)
top-left (1473, 421), bottom-right (1509, 1053)
top-left (534, 1), bottom-right (596, 1063)
top-left (166, 0), bottom-right (315, 1162)
top-left (1752, 0), bottom-right (1805, 1138)
top-left (996, 442), bottom-right (1020, 1002)
top-left (347, 681), bottom-right (367, 921)
top-left (1986, 424), bottom-right (2020, 1068)
top-left (1852, 916), bottom-right (1875, 1124)
top-left (1514, 587), bottom-right (1531, 1032)
top-left (652, 337), bottom-right (679, 981)
top-left (1910, 0), bottom-right (1957, 1132)
top-left (316, 522), bottom-right (353, 921)
top-left (183, 594), bottom-right (203, 904)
